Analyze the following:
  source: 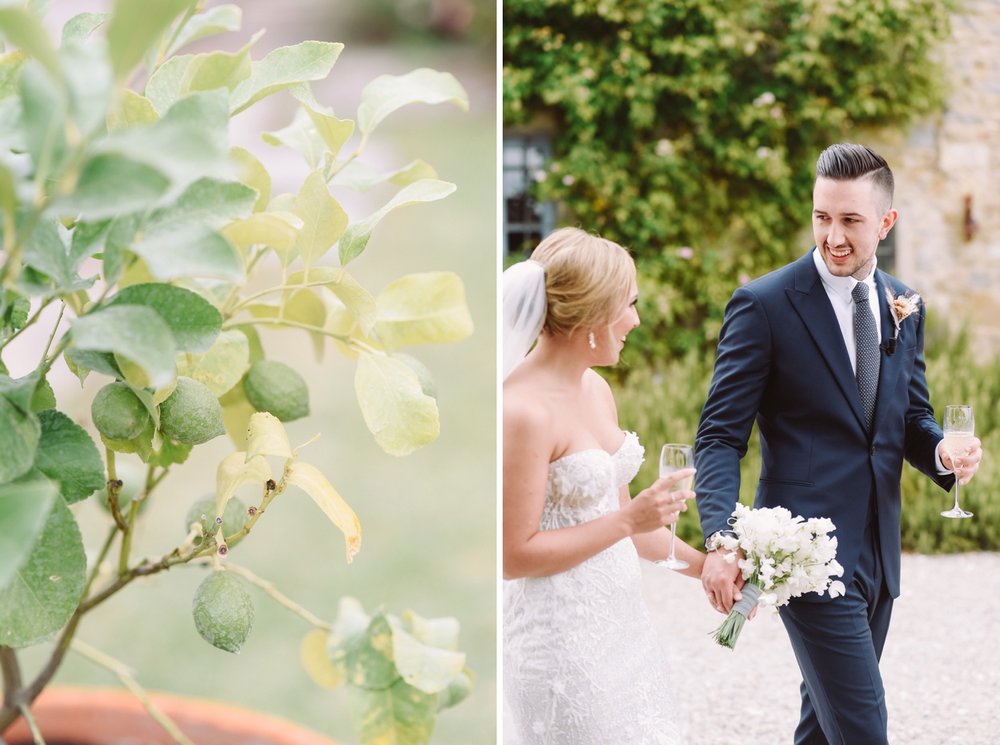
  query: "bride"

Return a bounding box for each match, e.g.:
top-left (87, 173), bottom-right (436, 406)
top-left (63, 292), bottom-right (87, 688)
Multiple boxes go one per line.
top-left (503, 227), bottom-right (705, 744)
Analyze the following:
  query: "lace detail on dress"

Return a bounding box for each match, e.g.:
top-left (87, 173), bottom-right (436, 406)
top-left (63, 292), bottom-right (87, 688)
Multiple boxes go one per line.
top-left (504, 432), bottom-right (681, 745)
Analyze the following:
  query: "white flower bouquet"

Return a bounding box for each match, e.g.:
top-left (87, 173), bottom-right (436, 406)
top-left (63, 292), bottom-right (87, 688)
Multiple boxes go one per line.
top-left (710, 504), bottom-right (846, 649)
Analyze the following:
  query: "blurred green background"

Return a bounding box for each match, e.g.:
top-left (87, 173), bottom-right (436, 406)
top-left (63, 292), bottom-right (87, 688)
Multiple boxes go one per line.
top-left (16, 1), bottom-right (497, 743)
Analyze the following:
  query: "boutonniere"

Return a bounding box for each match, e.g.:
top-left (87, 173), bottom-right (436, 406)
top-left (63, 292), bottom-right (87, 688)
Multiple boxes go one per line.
top-left (883, 288), bottom-right (922, 355)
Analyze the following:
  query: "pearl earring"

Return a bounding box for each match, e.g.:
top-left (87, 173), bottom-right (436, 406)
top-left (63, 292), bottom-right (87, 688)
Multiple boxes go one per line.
top-left (587, 331), bottom-right (596, 350)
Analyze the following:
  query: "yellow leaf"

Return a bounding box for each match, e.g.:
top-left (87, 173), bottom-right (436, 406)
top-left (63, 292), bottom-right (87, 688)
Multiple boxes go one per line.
top-left (354, 351), bottom-right (439, 456)
top-left (215, 451), bottom-right (271, 520)
top-left (300, 629), bottom-right (344, 689)
top-left (288, 266), bottom-right (376, 335)
top-left (286, 461), bottom-right (360, 563)
top-left (245, 411), bottom-right (292, 460)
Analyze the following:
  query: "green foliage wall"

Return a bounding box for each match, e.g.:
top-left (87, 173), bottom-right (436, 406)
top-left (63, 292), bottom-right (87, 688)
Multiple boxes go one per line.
top-left (504, 0), bottom-right (956, 358)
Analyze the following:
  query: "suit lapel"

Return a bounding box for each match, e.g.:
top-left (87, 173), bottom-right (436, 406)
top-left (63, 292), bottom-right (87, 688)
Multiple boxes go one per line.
top-left (785, 252), bottom-right (867, 431)
top-left (872, 270), bottom-right (898, 434)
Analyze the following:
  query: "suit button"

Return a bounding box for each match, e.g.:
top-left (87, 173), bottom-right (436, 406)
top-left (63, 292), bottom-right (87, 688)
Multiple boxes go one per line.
top-left (870, 446), bottom-right (877, 456)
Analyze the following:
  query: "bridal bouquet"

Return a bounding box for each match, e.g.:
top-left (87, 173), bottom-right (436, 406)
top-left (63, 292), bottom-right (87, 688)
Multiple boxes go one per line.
top-left (709, 504), bottom-right (846, 650)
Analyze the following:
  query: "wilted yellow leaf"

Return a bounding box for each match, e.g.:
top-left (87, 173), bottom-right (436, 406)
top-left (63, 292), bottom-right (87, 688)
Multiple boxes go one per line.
top-left (285, 461), bottom-right (360, 563)
top-left (215, 451), bottom-right (271, 520)
top-left (245, 411), bottom-right (292, 460)
top-left (300, 628), bottom-right (344, 689)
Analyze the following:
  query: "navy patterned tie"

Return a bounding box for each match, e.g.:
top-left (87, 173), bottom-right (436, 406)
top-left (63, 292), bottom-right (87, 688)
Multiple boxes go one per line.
top-left (852, 282), bottom-right (880, 431)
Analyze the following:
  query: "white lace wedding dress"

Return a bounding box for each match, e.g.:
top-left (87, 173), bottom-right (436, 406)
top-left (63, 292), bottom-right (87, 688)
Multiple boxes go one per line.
top-left (503, 431), bottom-right (681, 744)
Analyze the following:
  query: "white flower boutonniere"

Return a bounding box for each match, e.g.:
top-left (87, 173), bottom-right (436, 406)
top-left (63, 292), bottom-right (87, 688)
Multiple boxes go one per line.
top-left (884, 288), bottom-right (921, 354)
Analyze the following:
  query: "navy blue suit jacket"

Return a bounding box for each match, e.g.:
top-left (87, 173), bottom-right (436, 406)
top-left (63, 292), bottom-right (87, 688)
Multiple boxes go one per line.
top-left (694, 250), bottom-right (953, 598)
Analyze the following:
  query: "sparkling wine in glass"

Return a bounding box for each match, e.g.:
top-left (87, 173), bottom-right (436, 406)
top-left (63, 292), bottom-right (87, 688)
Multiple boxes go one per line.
top-left (941, 404), bottom-right (974, 519)
top-left (655, 444), bottom-right (692, 570)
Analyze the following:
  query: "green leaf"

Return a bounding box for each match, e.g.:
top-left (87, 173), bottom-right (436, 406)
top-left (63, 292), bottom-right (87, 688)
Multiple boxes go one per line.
top-left (287, 266), bottom-right (376, 335)
top-left (61, 36), bottom-right (113, 137)
top-left (0, 5), bottom-right (61, 80)
top-left (100, 89), bottom-right (230, 188)
top-left (166, 4), bottom-right (242, 57)
top-left (0, 493), bottom-right (86, 648)
top-left (33, 410), bottom-right (104, 504)
top-left (106, 283), bottom-right (222, 353)
top-left (388, 618), bottom-right (465, 695)
top-left (230, 41), bottom-right (343, 115)
top-left (340, 612), bottom-right (399, 690)
top-left (289, 84), bottom-right (355, 157)
top-left (71, 306), bottom-right (177, 389)
top-left (0, 49), bottom-right (26, 100)
top-left (129, 225), bottom-right (243, 283)
top-left (401, 609), bottom-right (460, 651)
top-left (0, 371), bottom-right (40, 414)
top-left (356, 678), bottom-right (439, 745)
top-left (53, 152), bottom-right (170, 220)
top-left (106, 0), bottom-right (193, 80)
top-left (293, 169), bottom-right (348, 270)
top-left (285, 461), bottom-right (360, 563)
top-left (374, 272), bottom-right (473, 349)
top-left (145, 177), bottom-right (257, 236)
top-left (262, 108), bottom-right (325, 169)
top-left (0, 394), bottom-right (40, 484)
top-left (339, 180), bottom-right (456, 265)
top-left (19, 60), bottom-right (68, 178)
top-left (60, 12), bottom-right (109, 47)
top-left (106, 88), bottom-right (157, 131)
top-left (176, 329), bottom-right (249, 397)
top-left (145, 35), bottom-right (257, 114)
top-left (329, 159), bottom-right (437, 193)
top-left (357, 68), bottom-right (468, 135)
top-left (64, 348), bottom-right (121, 382)
top-left (354, 351), bottom-right (439, 456)
top-left (0, 475), bottom-right (57, 591)
top-left (30, 376), bottom-right (56, 412)
top-left (229, 146), bottom-right (270, 212)
top-left (22, 216), bottom-right (75, 286)
top-left (222, 211), bottom-right (299, 262)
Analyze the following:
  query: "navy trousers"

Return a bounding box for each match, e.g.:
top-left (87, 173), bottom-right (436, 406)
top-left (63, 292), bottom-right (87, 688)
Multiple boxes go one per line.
top-left (779, 520), bottom-right (894, 745)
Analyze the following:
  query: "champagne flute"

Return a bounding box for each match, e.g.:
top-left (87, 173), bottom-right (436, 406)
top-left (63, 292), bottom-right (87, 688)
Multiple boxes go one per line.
top-left (941, 404), bottom-right (974, 519)
top-left (655, 444), bottom-right (692, 570)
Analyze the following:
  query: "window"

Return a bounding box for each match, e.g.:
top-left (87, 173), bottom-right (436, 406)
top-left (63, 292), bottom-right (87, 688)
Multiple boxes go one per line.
top-left (503, 135), bottom-right (554, 257)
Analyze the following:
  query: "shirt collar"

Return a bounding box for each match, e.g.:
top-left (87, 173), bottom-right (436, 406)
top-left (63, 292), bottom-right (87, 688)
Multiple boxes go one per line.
top-left (811, 246), bottom-right (877, 304)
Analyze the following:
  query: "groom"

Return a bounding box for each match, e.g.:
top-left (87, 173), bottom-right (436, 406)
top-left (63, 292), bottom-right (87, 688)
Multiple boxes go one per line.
top-left (694, 143), bottom-right (983, 744)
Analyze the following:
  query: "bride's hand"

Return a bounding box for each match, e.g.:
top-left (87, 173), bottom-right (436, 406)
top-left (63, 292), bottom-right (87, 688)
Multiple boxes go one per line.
top-left (623, 468), bottom-right (695, 535)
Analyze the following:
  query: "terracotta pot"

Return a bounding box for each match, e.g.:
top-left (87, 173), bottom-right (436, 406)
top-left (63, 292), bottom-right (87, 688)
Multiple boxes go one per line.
top-left (2, 686), bottom-right (343, 745)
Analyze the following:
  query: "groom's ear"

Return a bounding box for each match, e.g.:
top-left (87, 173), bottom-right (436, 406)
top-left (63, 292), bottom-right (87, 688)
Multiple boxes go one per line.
top-left (879, 209), bottom-right (899, 240)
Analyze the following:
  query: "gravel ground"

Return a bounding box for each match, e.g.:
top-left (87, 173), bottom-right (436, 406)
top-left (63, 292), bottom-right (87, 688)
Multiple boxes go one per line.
top-left (643, 552), bottom-right (1000, 745)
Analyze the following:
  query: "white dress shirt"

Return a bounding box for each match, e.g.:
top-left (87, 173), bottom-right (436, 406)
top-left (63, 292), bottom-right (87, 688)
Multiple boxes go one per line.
top-left (811, 247), bottom-right (881, 374)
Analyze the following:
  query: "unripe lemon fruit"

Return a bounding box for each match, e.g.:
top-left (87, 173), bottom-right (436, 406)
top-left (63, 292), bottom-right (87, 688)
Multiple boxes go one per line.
top-left (242, 360), bottom-right (309, 422)
top-left (159, 377), bottom-right (225, 444)
top-left (92, 382), bottom-right (150, 440)
top-left (192, 571), bottom-right (254, 654)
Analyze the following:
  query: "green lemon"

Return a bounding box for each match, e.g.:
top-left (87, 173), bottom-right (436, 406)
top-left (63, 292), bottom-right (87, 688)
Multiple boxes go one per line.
top-left (242, 360), bottom-right (309, 422)
top-left (92, 382), bottom-right (150, 440)
top-left (192, 571), bottom-right (254, 654)
top-left (158, 377), bottom-right (225, 445)
top-left (185, 496), bottom-right (248, 546)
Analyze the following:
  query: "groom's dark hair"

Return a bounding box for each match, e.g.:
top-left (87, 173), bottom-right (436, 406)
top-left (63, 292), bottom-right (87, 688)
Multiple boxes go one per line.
top-left (815, 143), bottom-right (894, 213)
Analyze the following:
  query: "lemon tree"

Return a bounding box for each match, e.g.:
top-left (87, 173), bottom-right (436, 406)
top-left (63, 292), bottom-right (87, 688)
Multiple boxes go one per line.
top-left (0, 3), bottom-right (474, 743)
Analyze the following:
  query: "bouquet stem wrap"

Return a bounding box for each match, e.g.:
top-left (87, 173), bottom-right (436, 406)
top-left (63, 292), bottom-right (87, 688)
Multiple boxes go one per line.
top-left (712, 581), bottom-right (763, 650)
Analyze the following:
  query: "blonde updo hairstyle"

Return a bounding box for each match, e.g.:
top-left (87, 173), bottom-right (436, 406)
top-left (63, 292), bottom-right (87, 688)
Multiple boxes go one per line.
top-left (530, 227), bottom-right (635, 338)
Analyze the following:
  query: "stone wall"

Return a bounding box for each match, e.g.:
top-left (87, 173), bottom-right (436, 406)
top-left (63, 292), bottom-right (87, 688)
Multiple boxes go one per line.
top-left (874, 0), bottom-right (1000, 358)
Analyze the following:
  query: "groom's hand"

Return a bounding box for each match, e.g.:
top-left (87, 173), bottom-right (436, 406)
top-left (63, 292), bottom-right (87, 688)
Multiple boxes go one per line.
top-left (701, 549), bottom-right (745, 615)
top-left (938, 437), bottom-right (984, 485)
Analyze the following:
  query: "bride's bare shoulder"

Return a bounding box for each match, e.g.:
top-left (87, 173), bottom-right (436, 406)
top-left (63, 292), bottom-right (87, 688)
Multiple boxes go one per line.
top-left (503, 374), bottom-right (555, 433)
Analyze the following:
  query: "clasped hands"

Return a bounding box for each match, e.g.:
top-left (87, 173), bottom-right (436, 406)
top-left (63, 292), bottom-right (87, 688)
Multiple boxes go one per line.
top-left (938, 437), bottom-right (984, 485)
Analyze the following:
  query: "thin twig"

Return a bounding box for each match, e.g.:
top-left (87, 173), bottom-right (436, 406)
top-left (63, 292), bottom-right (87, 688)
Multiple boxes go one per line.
top-left (1, 645), bottom-right (22, 710)
top-left (38, 302), bottom-right (65, 364)
top-left (222, 563), bottom-right (332, 631)
top-left (0, 297), bottom-right (53, 353)
top-left (16, 701), bottom-right (46, 745)
top-left (70, 640), bottom-right (195, 745)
